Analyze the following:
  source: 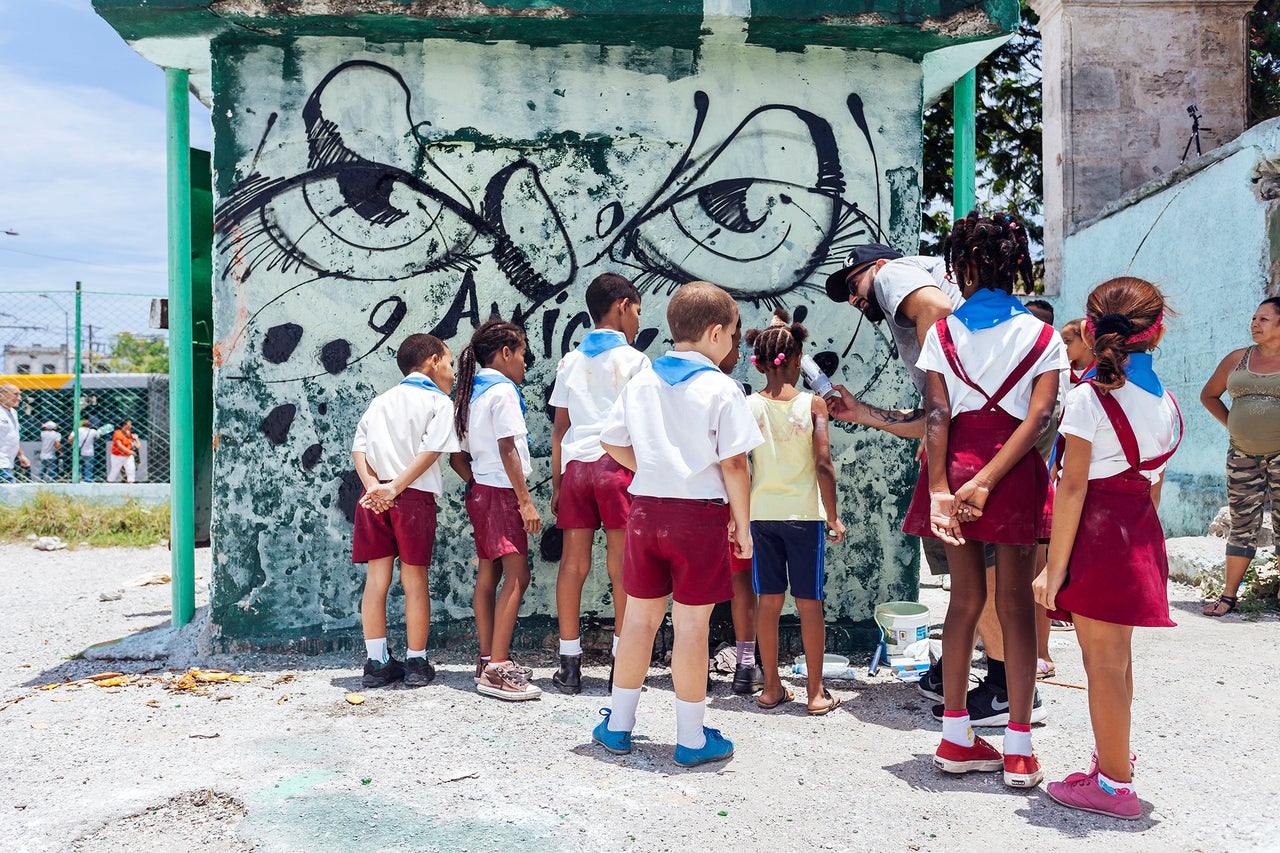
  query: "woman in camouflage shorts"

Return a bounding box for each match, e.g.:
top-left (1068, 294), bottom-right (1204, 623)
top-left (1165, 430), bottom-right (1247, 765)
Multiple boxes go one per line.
top-left (1200, 297), bottom-right (1280, 615)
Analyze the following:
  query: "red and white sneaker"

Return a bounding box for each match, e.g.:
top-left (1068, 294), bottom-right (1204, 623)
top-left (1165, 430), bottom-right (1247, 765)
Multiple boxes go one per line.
top-left (1003, 752), bottom-right (1044, 788)
top-left (934, 736), bottom-right (1003, 774)
top-left (1046, 772), bottom-right (1142, 820)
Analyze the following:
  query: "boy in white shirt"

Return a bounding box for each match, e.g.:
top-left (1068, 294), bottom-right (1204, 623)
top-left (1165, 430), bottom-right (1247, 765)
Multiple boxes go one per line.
top-left (351, 334), bottom-right (460, 689)
top-left (39, 422), bottom-right (62, 482)
top-left (593, 281), bottom-right (763, 767)
top-left (549, 273), bottom-right (649, 694)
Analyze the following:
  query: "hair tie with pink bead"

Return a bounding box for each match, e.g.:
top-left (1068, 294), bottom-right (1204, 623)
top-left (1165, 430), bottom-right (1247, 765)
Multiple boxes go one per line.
top-left (773, 353), bottom-right (786, 366)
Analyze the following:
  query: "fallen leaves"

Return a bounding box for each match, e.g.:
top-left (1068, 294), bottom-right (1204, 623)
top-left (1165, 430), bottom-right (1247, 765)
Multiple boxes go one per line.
top-left (345, 693), bottom-right (365, 705)
top-left (31, 669), bottom-right (257, 699)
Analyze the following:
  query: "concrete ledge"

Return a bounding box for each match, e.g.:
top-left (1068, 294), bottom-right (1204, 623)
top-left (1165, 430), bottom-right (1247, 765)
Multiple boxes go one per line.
top-left (0, 483), bottom-right (170, 506)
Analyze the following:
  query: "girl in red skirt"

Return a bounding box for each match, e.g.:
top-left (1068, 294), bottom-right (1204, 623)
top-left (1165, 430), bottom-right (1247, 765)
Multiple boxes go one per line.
top-left (903, 211), bottom-right (1066, 789)
top-left (1034, 277), bottom-right (1181, 819)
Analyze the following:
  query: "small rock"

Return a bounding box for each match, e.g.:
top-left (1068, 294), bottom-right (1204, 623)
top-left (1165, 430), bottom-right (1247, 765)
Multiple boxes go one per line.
top-left (33, 536), bottom-right (67, 551)
top-left (98, 590), bottom-right (123, 602)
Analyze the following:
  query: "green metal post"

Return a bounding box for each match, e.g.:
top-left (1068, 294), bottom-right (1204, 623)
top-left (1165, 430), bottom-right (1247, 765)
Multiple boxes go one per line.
top-left (166, 68), bottom-right (195, 628)
top-left (953, 69), bottom-right (977, 219)
top-left (70, 282), bottom-right (82, 484)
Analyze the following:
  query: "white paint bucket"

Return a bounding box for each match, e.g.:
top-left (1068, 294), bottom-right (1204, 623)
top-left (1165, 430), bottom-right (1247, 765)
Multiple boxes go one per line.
top-left (875, 601), bottom-right (931, 657)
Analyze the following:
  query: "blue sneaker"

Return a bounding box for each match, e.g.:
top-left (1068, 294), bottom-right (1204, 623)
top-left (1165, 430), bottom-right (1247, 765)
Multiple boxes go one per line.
top-left (673, 727), bottom-right (734, 768)
top-left (592, 709), bottom-right (632, 755)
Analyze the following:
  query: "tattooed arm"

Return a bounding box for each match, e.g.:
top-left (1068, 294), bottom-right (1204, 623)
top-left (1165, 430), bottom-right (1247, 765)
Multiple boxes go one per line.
top-left (826, 384), bottom-right (926, 439)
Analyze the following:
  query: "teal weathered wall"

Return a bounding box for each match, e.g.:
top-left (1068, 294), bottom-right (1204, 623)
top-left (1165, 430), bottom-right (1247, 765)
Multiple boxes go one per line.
top-left (207, 32), bottom-right (932, 644)
top-left (1057, 117), bottom-right (1280, 537)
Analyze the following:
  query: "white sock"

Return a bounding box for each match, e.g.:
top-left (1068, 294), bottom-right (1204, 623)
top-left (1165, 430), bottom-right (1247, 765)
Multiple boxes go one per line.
top-left (560, 637), bottom-right (582, 656)
top-left (365, 638), bottom-right (388, 664)
top-left (941, 712), bottom-right (975, 747)
top-left (674, 698), bottom-right (707, 750)
top-left (608, 686), bottom-right (641, 732)
top-left (1003, 725), bottom-right (1032, 757)
top-left (406, 648), bottom-right (426, 660)
top-left (1098, 771), bottom-right (1134, 796)
top-left (736, 641), bottom-right (756, 668)
top-left (612, 634), bottom-right (620, 656)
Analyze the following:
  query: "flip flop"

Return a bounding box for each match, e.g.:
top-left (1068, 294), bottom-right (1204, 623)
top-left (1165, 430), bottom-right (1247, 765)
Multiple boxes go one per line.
top-left (1036, 659), bottom-right (1055, 680)
top-left (1202, 595), bottom-right (1237, 617)
top-left (756, 688), bottom-right (794, 710)
top-left (808, 689), bottom-right (841, 716)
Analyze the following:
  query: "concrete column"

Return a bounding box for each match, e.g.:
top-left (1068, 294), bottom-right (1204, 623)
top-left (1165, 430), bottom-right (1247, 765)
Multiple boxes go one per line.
top-left (1032, 0), bottom-right (1254, 291)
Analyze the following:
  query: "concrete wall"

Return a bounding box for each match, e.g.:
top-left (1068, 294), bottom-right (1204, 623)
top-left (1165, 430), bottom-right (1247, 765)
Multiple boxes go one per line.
top-left (1056, 117), bottom-right (1280, 536)
top-left (1032, 0), bottom-right (1254, 291)
top-left (205, 30), bottom-right (936, 644)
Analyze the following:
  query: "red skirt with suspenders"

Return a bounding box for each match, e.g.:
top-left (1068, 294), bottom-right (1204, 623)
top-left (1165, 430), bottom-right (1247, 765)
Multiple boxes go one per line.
top-left (903, 320), bottom-right (1055, 546)
top-left (1048, 384), bottom-right (1182, 628)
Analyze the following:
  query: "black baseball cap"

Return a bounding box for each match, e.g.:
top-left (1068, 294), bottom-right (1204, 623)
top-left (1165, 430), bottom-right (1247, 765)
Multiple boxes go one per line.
top-left (823, 244), bottom-right (904, 303)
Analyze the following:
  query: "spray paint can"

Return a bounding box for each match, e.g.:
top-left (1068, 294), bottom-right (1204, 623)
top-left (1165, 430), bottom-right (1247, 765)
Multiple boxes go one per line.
top-left (800, 354), bottom-right (838, 400)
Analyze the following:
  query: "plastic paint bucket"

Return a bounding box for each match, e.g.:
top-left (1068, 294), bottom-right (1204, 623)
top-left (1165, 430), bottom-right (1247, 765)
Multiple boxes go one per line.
top-left (875, 601), bottom-right (931, 657)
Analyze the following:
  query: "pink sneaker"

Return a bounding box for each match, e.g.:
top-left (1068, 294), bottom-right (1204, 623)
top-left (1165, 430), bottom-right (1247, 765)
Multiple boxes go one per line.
top-left (1087, 749), bottom-right (1137, 777)
top-left (1046, 773), bottom-right (1142, 820)
top-left (1003, 752), bottom-right (1043, 788)
top-left (934, 736), bottom-right (1003, 774)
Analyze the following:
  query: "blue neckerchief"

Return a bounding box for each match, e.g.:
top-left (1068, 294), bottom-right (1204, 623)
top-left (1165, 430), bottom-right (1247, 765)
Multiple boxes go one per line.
top-left (472, 371), bottom-right (526, 415)
top-left (652, 354), bottom-right (718, 386)
top-left (951, 288), bottom-right (1031, 332)
top-left (1124, 352), bottom-right (1164, 397)
top-left (1080, 364), bottom-right (1097, 382)
top-left (399, 374), bottom-right (447, 396)
top-left (578, 329), bottom-right (628, 358)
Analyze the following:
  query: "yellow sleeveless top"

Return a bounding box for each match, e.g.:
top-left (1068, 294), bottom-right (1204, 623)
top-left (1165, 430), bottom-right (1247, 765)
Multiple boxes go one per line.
top-left (746, 392), bottom-right (823, 521)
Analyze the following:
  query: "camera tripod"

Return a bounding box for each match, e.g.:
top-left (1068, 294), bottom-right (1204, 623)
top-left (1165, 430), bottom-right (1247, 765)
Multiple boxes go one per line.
top-left (1181, 104), bottom-right (1210, 164)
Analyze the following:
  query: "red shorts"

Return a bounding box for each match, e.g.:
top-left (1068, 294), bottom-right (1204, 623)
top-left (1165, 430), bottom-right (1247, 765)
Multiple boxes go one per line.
top-left (623, 497), bottom-right (733, 606)
top-left (556, 456), bottom-right (634, 530)
top-left (466, 482), bottom-right (528, 561)
top-left (351, 488), bottom-right (437, 566)
top-left (731, 554), bottom-right (753, 574)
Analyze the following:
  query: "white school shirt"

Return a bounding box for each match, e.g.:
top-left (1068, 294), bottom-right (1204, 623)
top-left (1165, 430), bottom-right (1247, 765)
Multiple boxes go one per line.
top-left (1058, 382), bottom-right (1179, 484)
top-left (40, 430), bottom-right (60, 460)
top-left (461, 367), bottom-right (532, 490)
top-left (78, 427), bottom-right (100, 456)
top-left (548, 331), bottom-right (650, 472)
top-left (350, 372), bottom-right (461, 495)
top-left (599, 351), bottom-right (763, 500)
top-left (916, 313), bottom-right (1068, 419)
top-left (873, 256), bottom-right (964, 395)
top-left (0, 405), bottom-right (19, 468)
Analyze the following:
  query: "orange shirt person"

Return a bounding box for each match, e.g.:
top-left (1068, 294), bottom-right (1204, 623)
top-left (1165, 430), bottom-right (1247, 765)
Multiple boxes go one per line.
top-left (108, 419), bottom-right (138, 483)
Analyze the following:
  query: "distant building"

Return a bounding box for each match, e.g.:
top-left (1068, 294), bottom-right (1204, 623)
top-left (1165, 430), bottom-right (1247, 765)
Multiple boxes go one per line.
top-left (3, 345), bottom-right (67, 376)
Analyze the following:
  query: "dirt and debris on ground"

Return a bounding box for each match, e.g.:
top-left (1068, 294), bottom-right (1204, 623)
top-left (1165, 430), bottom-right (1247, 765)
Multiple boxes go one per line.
top-left (0, 542), bottom-right (1276, 851)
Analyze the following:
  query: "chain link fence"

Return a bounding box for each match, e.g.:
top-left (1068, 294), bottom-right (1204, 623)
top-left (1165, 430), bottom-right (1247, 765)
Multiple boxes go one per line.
top-left (1, 287), bottom-right (169, 483)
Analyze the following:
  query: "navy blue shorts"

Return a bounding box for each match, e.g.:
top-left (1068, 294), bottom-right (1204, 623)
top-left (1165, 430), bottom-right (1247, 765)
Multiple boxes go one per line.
top-left (750, 520), bottom-right (826, 600)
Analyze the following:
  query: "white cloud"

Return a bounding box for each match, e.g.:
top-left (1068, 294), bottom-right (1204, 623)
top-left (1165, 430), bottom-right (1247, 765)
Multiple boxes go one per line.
top-left (0, 64), bottom-right (169, 294)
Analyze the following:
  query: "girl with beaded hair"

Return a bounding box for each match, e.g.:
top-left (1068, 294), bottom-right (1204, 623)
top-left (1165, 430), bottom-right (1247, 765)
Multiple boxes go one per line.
top-left (1034, 277), bottom-right (1182, 819)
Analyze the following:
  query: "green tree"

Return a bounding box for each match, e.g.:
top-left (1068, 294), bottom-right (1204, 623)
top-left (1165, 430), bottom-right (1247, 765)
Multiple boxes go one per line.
top-left (920, 2), bottom-right (1042, 257)
top-left (1251, 1), bottom-right (1280, 125)
top-left (106, 332), bottom-right (168, 373)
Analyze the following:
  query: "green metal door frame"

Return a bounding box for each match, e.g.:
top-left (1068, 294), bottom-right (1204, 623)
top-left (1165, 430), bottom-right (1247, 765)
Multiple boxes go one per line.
top-left (952, 69), bottom-right (977, 219)
top-left (166, 67), bottom-right (195, 628)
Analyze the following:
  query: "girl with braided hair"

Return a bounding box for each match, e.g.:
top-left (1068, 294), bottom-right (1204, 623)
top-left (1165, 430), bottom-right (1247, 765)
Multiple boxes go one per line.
top-left (450, 318), bottom-right (544, 701)
top-left (903, 210), bottom-right (1066, 789)
top-left (742, 309), bottom-right (846, 715)
top-left (1034, 277), bottom-right (1181, 819)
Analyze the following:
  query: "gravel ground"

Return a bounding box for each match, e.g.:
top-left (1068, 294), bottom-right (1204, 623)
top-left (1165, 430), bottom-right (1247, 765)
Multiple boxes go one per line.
top-left (0, 542), bottom-right (1277, 852)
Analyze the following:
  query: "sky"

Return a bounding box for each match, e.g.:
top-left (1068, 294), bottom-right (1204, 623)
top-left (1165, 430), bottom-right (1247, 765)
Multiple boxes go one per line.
top-left (0, 0), bottom-right (212, 351)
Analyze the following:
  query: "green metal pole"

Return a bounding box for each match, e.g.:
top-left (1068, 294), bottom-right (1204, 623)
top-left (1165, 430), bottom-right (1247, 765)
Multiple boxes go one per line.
top-left (953, 69), bottom-right (977, 220)
top-left (70, 282), bottom-right (82, 484)
top-left (166, 68), bottom-right (195, 628)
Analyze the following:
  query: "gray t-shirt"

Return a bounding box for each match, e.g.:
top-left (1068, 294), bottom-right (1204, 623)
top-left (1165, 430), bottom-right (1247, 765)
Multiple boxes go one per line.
top-left (78, 427), bottom-right (100, 456)
top-left (40, 429), bottom-right (61, 460)
top-left (872, 256), bottom-right (964, 395)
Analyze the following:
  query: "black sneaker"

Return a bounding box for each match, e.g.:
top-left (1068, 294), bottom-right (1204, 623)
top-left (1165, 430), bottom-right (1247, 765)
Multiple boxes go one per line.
top-left (552, 654), bottom-right (582, 694)
top-left (917, 660), bottom-right (944, 702)
top-left (402, 657), bottom-right (436, 687)
top-left (931, 681), bottom-right (1048, 727)
top-left (731, 663), bottom-right (765, 695)
top-left (361, 656), bottom-right (405, 689)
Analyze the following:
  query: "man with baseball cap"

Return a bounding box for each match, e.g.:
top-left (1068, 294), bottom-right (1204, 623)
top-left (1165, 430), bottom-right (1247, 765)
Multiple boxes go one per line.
top-left (823, 244), bottom-right (1045, 726)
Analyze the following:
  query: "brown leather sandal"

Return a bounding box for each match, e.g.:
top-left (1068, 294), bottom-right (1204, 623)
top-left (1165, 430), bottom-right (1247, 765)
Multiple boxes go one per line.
top-left (1202, 595), bottom-right (1237, 617)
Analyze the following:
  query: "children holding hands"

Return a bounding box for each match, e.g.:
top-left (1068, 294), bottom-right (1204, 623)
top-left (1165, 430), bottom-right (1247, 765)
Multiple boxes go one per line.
top-left (351, 334), bottom-right (460, 688)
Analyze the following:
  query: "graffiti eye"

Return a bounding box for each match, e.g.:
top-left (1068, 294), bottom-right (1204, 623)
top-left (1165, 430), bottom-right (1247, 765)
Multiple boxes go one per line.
top-left (611, 100), bottom-right (843, 300)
